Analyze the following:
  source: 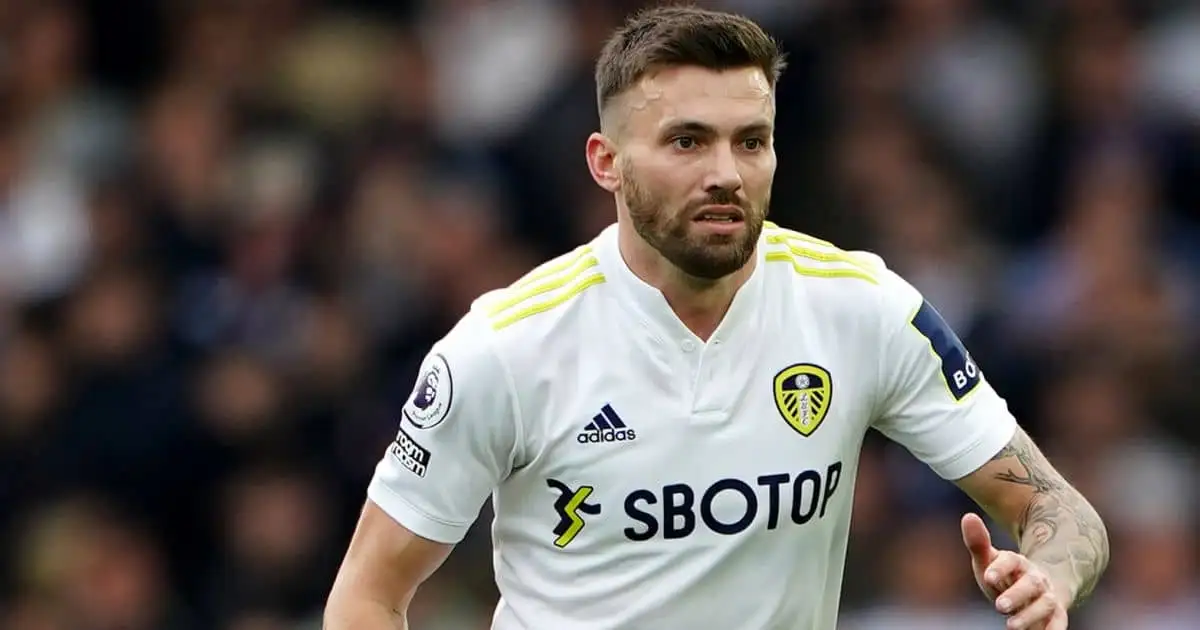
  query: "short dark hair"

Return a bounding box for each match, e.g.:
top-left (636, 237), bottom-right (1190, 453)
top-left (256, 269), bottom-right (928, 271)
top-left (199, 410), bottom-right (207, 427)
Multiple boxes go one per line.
top-left (595, 5), bottom-right (786, 119)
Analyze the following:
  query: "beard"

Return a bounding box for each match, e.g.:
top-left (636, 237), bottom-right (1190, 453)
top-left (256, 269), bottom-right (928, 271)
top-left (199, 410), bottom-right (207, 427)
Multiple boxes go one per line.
top-left (620, 162), bottom-right (768, 280)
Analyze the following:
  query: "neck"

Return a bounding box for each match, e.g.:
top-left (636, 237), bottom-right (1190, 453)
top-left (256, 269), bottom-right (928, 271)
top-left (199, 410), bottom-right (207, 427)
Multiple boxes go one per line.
top-left (617, 224), bottom-right (755, 341)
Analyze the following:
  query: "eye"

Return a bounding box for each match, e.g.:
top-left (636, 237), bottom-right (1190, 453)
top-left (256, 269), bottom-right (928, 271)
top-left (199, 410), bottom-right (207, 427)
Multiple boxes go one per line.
top-left (742, 137), bottom-right (765, 151)
top-left (671, 136), bottom-right (697, 150)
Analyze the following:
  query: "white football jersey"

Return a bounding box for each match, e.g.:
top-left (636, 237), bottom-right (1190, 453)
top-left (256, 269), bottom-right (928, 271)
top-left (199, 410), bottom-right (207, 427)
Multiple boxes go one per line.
top-left (368, 222), bottom-right (1018, 630)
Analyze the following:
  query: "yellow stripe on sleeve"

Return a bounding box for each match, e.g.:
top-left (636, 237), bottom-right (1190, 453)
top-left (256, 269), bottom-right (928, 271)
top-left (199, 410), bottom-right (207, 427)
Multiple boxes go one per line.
top-left (766, 237), bottom-right (878, 278)
top-left (491, 273), bottom-right (606, 330)
top-left (487, 255), bottom-right (599, 317)
top-left (764, 221), bottom-right (837, 249)
top-left (511, 245), bottom-right (593, 289)
top-left (764, 252), bottom-right (879, 285)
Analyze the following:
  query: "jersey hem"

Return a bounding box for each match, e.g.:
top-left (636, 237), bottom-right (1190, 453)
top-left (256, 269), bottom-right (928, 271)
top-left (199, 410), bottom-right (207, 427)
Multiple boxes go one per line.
top-left (367, 477), bottom-right (471, 544)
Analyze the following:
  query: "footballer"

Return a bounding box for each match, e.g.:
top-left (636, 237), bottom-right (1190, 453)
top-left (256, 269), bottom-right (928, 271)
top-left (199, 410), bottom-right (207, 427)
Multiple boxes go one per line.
top-left (325, 6), bottom-right (1108, 630)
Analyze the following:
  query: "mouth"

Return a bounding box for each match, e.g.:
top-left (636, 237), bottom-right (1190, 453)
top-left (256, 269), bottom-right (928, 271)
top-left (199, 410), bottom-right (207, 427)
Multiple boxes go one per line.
top-left (692, 205), bottom-right (745, 224)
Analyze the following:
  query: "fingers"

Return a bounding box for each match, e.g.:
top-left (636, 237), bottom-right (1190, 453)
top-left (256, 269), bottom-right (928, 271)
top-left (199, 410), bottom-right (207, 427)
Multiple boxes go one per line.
top-left (983, 550), bottom-right (1026, 592)
top-left (1003, 592), bottom-right (1066, 630)
top-left (961, 522), bottom-right (1070, 630)
top-left (990, 560), bottom-right (1069, 630)
top-left (1046, 610), bottom-right (1069, 630)
top-left (995, 569), bottom-right (1052, 615)
top-left (961, 513), bottom-right (995, 563)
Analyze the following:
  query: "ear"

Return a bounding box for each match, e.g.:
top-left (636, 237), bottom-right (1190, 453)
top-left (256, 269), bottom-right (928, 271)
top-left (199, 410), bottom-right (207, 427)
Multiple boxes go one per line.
top-left (585, 132), bottom-right (620, 194)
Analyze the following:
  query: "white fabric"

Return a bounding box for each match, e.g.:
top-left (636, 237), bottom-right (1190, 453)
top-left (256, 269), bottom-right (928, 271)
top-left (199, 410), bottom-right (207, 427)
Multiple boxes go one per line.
top-left (369, 222), bottom-right (1018, 629)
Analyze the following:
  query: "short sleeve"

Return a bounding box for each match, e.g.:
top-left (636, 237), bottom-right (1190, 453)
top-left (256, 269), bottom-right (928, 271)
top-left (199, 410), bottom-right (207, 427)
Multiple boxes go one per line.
top-left (871, 270), bottom-right (1017, 480)
top-left (367, 313), bottom-right (520, 543)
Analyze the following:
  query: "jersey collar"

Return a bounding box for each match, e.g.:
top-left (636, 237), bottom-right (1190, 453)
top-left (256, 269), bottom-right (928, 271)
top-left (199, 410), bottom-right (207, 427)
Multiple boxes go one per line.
top-left (597, 223), bottom-right (766, 346)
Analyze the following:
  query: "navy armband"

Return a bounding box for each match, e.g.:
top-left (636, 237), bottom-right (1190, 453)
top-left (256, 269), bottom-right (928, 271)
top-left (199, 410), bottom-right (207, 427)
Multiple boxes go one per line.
top-left (909, 300), bottom-right (981, 401)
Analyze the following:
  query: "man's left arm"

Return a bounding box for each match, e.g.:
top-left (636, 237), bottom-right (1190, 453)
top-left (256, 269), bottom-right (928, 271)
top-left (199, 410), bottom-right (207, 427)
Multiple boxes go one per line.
top-left (955, 426), bottom-right (1110, 610)
top-left (869, 271), bottom-right (1109, 629)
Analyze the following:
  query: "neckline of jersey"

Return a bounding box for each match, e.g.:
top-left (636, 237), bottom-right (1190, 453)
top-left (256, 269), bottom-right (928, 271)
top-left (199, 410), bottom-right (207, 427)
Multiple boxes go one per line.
top-left (596, 223), bottom-right (767, 347)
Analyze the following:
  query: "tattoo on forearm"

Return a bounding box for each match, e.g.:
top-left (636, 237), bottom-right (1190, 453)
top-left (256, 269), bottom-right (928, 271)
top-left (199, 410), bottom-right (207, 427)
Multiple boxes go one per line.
top-left (986, 431), bottom-right (1110, 603)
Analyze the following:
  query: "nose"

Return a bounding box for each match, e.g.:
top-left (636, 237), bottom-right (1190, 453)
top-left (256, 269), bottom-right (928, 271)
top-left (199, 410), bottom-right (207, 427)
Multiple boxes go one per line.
top-left (703, 144), bottom-right (743, 195)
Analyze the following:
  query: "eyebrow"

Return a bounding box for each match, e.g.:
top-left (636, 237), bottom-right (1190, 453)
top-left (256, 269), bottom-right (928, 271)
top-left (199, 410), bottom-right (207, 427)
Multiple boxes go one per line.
top-left (659, 119), bottom-right (774, 138)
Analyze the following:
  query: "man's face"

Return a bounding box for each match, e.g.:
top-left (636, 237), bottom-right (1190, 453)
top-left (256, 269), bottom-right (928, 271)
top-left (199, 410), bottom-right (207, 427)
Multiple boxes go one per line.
top-left (615, 65), bottom-right (776, 279)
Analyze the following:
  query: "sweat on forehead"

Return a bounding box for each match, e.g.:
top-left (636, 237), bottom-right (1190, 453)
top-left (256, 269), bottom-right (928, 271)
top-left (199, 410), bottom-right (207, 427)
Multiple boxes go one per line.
top-left (603, 66), bottom-right (775, 133)
top-left (634, 66), bottom-right (773, 102)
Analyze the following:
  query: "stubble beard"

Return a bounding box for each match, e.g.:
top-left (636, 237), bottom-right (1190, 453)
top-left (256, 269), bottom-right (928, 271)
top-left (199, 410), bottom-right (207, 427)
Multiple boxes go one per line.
top-left (621, 164), bottom-right (768, 281)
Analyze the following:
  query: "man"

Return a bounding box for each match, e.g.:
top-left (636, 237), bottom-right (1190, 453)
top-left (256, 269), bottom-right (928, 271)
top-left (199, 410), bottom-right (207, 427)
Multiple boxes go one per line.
top-left (324, 6), bottom-right (1108, 630)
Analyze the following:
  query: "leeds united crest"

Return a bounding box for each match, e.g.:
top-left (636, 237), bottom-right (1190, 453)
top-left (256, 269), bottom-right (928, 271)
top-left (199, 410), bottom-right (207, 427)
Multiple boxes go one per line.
top-left (773, 363), bottom-right (832, 437)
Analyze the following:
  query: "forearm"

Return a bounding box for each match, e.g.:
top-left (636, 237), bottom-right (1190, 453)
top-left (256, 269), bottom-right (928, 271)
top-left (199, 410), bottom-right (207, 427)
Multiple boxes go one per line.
top-left (324, 572), bottom-right (410, 630)
top-left (323, 599), bottom-right (408, 630)
top-left (990, 432), bottom-right (1111, 606)
top-left (1015, 484), bottom-right (1109, 605)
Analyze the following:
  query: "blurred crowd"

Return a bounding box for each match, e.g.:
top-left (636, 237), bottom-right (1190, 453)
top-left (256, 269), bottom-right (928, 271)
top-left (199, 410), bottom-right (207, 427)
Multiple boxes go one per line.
top-left (0, 0), bottom-right (1197, 628)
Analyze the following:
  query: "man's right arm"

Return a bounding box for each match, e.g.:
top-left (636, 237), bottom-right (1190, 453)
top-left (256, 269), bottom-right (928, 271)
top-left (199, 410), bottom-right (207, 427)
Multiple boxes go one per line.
top-left (324, 501), bottom-right (453, 629)
top-left (324, 313), bottom-right (521, 628)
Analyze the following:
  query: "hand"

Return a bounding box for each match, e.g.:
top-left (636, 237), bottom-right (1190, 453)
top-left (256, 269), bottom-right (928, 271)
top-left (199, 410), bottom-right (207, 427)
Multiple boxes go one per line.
top-left (961, 513), bottom-right (1069, 630)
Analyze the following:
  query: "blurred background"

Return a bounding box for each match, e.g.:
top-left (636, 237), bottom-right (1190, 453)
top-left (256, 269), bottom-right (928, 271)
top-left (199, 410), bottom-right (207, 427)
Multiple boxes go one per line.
top-left (0, 0), bottom-right (1197, 628)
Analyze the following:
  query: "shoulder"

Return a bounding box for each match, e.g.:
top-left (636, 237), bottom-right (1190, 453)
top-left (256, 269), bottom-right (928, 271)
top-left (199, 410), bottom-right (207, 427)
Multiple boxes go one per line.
top-left (403, 308), bottom-right (510, 430)
top-left (471, 242), bottom-right (609, 338)
top-left (761, 221), bottom-right (886, 288)
top-left (424, 243), bottom-right (612, 431)
top-left (429, 243), bottom-right (609, 389)
top-left (760, 221), bottom-right (918, 319)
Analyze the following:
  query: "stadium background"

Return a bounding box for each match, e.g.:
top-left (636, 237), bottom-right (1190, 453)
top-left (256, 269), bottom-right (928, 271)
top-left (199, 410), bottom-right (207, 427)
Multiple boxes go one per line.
top-left (0, 0), bottom-right (1198, 628)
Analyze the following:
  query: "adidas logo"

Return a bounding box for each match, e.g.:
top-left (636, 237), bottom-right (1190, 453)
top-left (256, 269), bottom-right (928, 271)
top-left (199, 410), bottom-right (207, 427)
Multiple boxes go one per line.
top-left (576, 404), bottom-right (637, 444)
